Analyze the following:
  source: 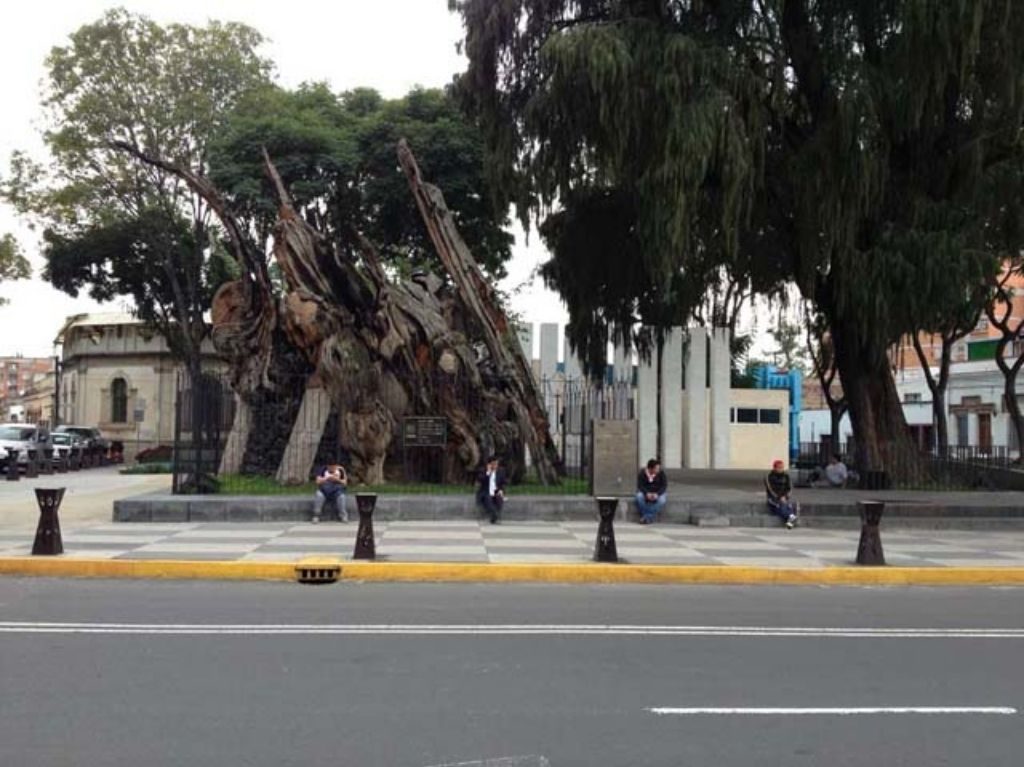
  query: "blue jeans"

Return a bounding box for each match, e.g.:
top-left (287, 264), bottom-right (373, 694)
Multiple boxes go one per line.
top-left (314, 487), bottom-right (348, 520)
top-left (635, 492), bottom-right (666, 522)
top-left (767, 497), bottom-right (796, 521)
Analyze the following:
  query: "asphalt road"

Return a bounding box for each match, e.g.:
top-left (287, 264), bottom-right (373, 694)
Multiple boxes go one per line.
top-left (1, 580), bottom-right (1021, 767)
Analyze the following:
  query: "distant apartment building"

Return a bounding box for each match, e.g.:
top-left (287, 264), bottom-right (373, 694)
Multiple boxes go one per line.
top-left (0, 355), bottom-right (54, 422)
top-left (801, 267), bottom-right (1024, 455)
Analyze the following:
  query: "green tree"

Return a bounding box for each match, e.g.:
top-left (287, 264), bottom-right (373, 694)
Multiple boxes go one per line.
top-left (768, 312), bottom-right (808, 372)
top-left (453, 0), bottom-right (1024, 473)
top-left (0, 233), bottom-right (31, 305)
top-left (208, 84), bottom-right (513, 279)
top-left (2, 8), bottom-right (272, 379)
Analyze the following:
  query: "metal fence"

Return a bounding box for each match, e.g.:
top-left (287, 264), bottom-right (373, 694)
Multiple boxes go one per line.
top-left (795, 441), bottom-right (1018, 491)
top-left (173, 373), bottom-right (635, 496)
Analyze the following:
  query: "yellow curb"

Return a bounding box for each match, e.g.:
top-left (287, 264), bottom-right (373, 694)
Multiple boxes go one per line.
top-left (1, 557), bottom-right (1024, 585)
top-left (0, 557), bottom-right (295, 581)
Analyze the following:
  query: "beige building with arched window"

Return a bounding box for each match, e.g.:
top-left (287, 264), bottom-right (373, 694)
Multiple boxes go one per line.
top-left (54, 313), bottom-right (221, 461)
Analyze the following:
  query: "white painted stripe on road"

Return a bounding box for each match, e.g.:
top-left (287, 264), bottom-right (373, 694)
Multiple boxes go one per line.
top-left (648, 707), bottom-right (1018, 716)
top-left (0, 622), bottom-right (1023, 637)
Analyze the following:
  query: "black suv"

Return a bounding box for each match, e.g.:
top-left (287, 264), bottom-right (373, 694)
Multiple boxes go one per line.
top-left (53, 425), bottom-right (111, 453)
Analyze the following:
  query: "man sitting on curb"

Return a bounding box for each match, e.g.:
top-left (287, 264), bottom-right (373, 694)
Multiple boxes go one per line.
top-left (766, 459), bottom-right (799, 529)
top-left (313, 462), bottom-right (348, 524)
top-left (476, 455), bottom-right (508, 524)
top-left (635, 458), bottom-right (667, 524)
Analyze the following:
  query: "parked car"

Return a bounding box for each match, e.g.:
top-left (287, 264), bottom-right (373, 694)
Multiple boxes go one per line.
top-left (50, 431), bottom-right (86, 465)
top-left (0, 423), bottom-right (54, 466)
top-left (53, 425), bottom-right (111, 454)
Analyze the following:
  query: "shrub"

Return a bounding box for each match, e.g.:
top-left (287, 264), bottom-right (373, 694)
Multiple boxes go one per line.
top-left (136, 445), bottom-right (173, 464)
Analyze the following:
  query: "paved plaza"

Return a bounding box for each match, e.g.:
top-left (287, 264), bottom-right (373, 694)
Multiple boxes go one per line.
top-left (1, 520), bottom-right (1022, 568)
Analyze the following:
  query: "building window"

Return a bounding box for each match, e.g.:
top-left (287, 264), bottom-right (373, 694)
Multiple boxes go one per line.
top-left (111, 378), bottom-right (128, 423)
top-left (904, 392), bottom-right (922, 403)
top-left (956, 413), bottom-right (969, 447)
top-left (758, 408), bottom-right (782, 424)
top-left (737, 407), bottom-right (761, 423)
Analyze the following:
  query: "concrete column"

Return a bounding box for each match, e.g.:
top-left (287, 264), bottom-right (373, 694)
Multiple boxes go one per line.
top-left (709, 326), bottom-right (732, 468)
top-left (684, 326), bottom-right (709, 469)
top-left (516, 323), bottom-right (534, 364)
top-left (613, 343), bottom-right (631, 384)
top-left (636, 349), bottom-right (658, 465)
top-left (539, 323), bottom-right (559, 381)
top-left (659, 327), bottom-right (685, 469)
top-left (563, 330), bottom-right (583, 381)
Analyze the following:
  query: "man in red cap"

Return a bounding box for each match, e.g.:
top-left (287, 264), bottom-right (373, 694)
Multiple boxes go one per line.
top-left (765, 459), bottom-right (798, 528)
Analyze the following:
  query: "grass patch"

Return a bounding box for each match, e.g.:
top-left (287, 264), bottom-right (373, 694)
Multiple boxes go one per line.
top-left (120, 462), bottom-right (174, 475)
top-left (215, 474), bottom-right (589, 496)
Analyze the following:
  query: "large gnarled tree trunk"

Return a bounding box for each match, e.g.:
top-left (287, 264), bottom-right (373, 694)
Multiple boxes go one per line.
top-left (119, 140), bottom-right (562, 487)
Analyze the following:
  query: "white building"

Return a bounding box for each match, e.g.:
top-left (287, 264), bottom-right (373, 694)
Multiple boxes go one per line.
top-left (800, 356), bottom-right (1023, 455)
top-left (54, 313), bottom-right (221, 461)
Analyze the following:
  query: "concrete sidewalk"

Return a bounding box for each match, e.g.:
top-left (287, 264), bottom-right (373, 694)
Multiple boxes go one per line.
top-left (1, 468), bottom-right (1023, 584)
top-left (2, 519), bottom-right (1023, 568)
top-left (0, 467), bottom-right (171, 530)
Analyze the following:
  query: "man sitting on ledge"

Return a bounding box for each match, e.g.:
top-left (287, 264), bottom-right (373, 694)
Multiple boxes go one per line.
top-left (766, 459), bottom-right (799, 529)
top-left (635, 458), bottom-right (667, 524)
top-left (313, 462), bottom-right (348, 524)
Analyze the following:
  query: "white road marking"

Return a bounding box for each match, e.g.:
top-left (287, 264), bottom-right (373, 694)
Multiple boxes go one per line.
top-left (648, 707), bottom-right (1018, 716)
top-left (0, 622), bottom-right (1022, 637)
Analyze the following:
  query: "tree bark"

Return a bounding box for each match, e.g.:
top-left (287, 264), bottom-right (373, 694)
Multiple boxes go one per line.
top-left (398, 139), bottom-right (563, 484)
top-left (830, 313), bottom-right (918, 477)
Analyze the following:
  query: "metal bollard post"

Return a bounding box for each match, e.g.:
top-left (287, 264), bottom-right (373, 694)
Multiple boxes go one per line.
top-left (68, 448), bottom-right (81, 472)
top-left (55, 453), bottom-right (68, 473)
top-left (855, 500), bottom-right (886, 566)
top-left (41, 448), bottom-right (54, 475)
top-left (353, 493), bottom-right (377, 560)
top-left (5, 453), bottom-right (19, 482)
top-left (593, 496), bottom-right (619, 562)
top-left (32, 487), bottom-right (65, 556)
top-left (25, 449), bottom-right (39, 479)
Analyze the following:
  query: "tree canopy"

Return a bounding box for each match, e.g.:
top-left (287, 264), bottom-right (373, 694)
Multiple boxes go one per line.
top-left (453, 0), bottom-right (1024, 469)
top-left (2, 8), bottom-right (273, 364)
top-left (208, 83), bottom-right (513, 279)
top-left (0, 233), bottom-right (31, 306)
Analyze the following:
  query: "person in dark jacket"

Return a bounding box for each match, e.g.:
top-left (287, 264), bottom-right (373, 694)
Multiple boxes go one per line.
top-left (635, 458), bottom-right (667, 524)
top-left (766, 459), bottom-right (798, 528)
top-left (476, 456), bottom-right (508, 524)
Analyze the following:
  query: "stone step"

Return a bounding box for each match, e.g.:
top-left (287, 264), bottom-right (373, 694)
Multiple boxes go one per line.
top-left (113, 493), bottom-right (1024, 530)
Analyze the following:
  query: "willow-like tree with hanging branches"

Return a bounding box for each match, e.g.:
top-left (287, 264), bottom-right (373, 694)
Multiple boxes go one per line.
top-left (452, 0), bottom-right (1024, 474)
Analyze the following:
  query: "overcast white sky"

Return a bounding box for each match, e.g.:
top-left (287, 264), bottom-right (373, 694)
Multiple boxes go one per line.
top-left (0, 0), bottom-right (567, 357)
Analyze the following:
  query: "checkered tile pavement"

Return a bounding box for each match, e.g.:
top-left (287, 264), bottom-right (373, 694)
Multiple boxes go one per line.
top-left (1, 521), bottom-right (1023, 567)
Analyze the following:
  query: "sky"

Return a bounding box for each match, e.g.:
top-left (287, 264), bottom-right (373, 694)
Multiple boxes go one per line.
top-left (0, 0), bottom-right (568, 357)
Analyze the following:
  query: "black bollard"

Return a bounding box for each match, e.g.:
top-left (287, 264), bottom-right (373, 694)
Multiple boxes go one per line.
top-left (25, 449), bottom-right (39, 479)
top-left (593, 496), bottom-right (619, 563)
top-left (5, 452), bottom-right (19, 482)
top-left (855, 500), bottom-right (886, 566)
top-left (41, 448), bottom-right (54, 475)
top-left (55, 453), bottom-right (68, 473)
top-left (68, 448), bottom-right (81, 472)
top-left (32, 487), bottom-right (65, 556)
top-left (353, 493), bottom-right (377, 560)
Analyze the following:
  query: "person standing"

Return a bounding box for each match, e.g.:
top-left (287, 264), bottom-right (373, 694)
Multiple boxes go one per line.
top-left (313, 462), bottom-right (348, 523)
top-left (476, 456), bottom-right (508, 524)
top-left (766, 459), bottom-right (798, 528)
top-left (635, 458), bottom-right (667, 524)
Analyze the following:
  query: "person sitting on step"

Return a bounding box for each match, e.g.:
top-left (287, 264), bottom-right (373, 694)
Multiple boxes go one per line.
top-left (476, 455), bottom-right (508, 524)
top-left (313, 462), bottom-right (348, 524)
top-left (766, 459), bottom-right (799, 529)
top-left (635, 458), bottom-right (667, 524)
